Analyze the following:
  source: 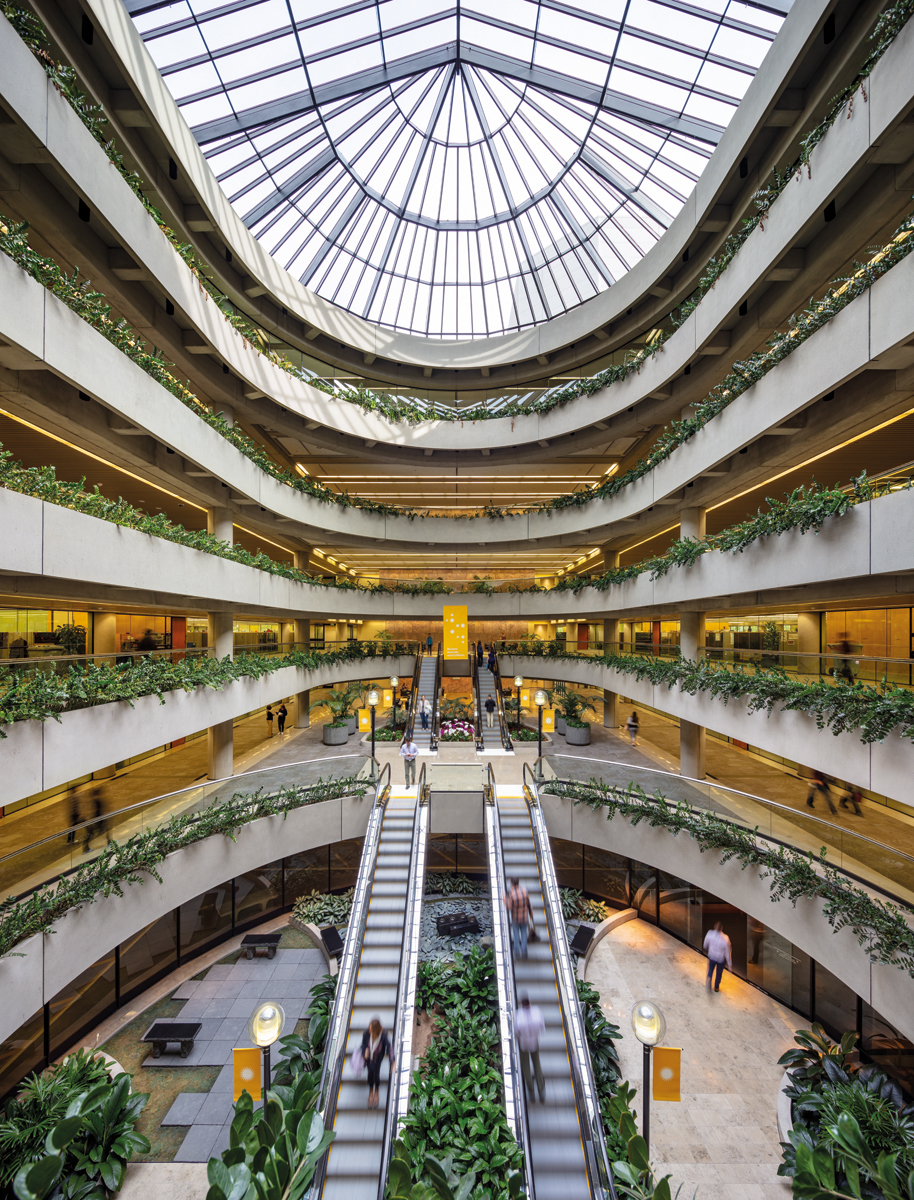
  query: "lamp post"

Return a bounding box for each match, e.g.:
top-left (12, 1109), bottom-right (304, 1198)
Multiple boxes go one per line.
top-left (534, 688), bottom-right (547, 760)
top-left (390, 676), bottom-right (399, 732)
top-left (367, 687), bottom-right (380, 760)
top-left (514, 675), bottom-right (523, 734)
top-left (631, 999), bottom-right (666, 1156)
top-left (249, 1000), bottom-right (285, 1099)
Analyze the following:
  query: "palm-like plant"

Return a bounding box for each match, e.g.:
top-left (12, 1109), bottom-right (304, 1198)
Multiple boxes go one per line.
top-left (557, 689), bottom-right (597, 727)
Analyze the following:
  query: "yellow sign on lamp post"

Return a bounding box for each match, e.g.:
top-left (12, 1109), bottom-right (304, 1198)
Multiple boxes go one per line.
top-left (443, 605), bottom-right (468, 659)
top-left (358, 709), bottom-right (371, 733)
top-left (233, 1047), bottom-right (262, 1101)
top-left (652, 1046), bottom-right (681, 1102)
top-left (542, 708), bottom-right (555, 733)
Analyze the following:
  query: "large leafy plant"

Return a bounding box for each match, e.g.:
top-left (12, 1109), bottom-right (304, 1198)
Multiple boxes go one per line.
top-left (291, 889), bottom-right (354, 928)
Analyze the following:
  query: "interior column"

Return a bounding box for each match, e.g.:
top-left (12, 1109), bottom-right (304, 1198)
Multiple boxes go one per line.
top-left (207, 610), bottom-right (234, 780)
top-left (206, 506), bottom-right (233, 545)
top-left (294, 617), bottom-right (311, 728)
top-left (678, 507), bottom-right (707, 779)
top-left (601, 550), bottom-right (621, 727)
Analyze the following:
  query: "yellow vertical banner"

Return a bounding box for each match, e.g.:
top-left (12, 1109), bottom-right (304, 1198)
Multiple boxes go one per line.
top-left (652, 1047), bottom-right (681, 1101)
top-left (358, 709), bottom-right (371, 733)
top-left (382, 689), bottom-right (393, 709)
top-left (520, 689), bottom-right (531, 708)
top-left (443, 606), bottom-right (468, 659)
top-left (234, 1047), bottom-right (262, 1101)
top-left (542, 708), bottom-right (555, 732)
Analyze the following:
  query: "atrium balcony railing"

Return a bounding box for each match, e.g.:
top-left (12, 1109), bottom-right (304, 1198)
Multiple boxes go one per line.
top-left (535, 755), bottom-right (914, 912)
top-left (0, 755), bottom-right (379, 902)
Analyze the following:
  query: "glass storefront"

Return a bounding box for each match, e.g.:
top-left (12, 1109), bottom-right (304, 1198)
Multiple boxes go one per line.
top-left (0, 608), bottom-right (90, 659)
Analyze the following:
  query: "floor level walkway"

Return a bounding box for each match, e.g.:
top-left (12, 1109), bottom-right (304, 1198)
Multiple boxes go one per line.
top-left (585, 918), bottom-right (801, 1200)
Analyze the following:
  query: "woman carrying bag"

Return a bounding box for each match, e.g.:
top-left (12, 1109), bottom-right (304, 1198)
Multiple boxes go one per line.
top-left (359, 1017), bottom-right (395, 1109)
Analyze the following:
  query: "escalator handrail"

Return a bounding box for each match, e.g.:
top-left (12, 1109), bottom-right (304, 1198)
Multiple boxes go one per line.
top-left (486, 764), bottom-right (536, 1200)
top-left (404, 648), bottom-right (424, 742)
top-left (490, 652), bottom-right (514, 753)
top-left (471, 650), bottom-right (485, 752)
top-left (312, 772), bottom-right (392, 1197)
top-left (378, 764), bottom-right (430, 1199)
top-left (522, 763), bottom-right (620, 1200)
top-left (430, 642), bottom-right (443, 751)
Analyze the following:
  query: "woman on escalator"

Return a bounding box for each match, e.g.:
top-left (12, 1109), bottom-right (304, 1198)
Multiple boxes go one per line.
top-left (362, 1017), bottom-right (396, 1109)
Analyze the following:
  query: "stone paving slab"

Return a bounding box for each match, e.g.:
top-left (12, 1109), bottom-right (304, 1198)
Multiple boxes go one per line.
top-left (174, 1125), bottom-right (222, 1164)
top-left (162, 1094), bottom-right (207, 1126)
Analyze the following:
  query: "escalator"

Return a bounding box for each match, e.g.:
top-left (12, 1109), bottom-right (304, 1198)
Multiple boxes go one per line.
top-left (473, 649), bottom-right (513, 753)
top-left (490, 765), bottom-right (619, 1200)
top-left (408, 644), bottom-right (439, 754)
top-left (316, 766), bottom-right (429, 1200)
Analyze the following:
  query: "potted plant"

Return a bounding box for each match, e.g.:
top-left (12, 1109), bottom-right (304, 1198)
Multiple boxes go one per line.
top-left (310, 688), bottom-right (357, 744)
top-left (559, 690), bottom-right (596, 745)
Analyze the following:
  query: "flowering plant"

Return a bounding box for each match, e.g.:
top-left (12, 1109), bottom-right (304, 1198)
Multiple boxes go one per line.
top-left (438, 719), bottom-right (475, 742)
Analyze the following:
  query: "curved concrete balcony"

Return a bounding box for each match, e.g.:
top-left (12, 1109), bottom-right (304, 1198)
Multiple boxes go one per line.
top-left (3, 218), bottom-right (914, 552)
top-left (1, 652), bottom-right (414, 807)
top-left (1, 765), bottom-right (909, 1064)
top-left (3, 9), bottom-right (914, 460)
top-left (5, 476), bottom-right (914, 625)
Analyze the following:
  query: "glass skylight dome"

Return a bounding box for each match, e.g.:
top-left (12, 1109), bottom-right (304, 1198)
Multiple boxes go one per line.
top-left (128, 0), bottom-right (788, 339)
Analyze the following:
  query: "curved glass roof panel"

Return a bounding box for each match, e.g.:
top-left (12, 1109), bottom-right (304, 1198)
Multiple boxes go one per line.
top-left (127, 0), bottom-right (788, 338)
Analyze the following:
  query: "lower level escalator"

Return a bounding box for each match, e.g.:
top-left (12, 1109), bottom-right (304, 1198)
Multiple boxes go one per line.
top-left (320, 789), bottom-right (425, 1200)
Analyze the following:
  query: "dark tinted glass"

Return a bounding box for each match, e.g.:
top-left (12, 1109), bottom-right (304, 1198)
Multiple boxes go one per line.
top-left (285, 847), bottom-right (329, 901)
top-left (427, 835), bottom-right (457, 872)
top-left (814, 962), bottom-right (857, 1040)
top-left (180, 881), bottom-right (232, 957)
top-left (235, 862), bottom-right (282, 928)
top-left (584, 845), bottom-right (629, 909)
top-left (631, 862), bottom-right (657, 923)
top-left (119, 911), bottom-right (178, 1000)
top-left (550, 837), bottom-right (583, 890)
top-left (48, 952), bottom-right (116, 1058)
top-left (330, 837), bottom-right (364, 890)
top-left (861, 1000), bottom-right (914, 1094)
top-left (658, 871), bottom-right (701, 947)
top-left (746, 918), bottom-right (810, 1013)
top-left (456, 836), bottom-right (486, 875)
top-left (0, 1011), bottom-right (44, 1103)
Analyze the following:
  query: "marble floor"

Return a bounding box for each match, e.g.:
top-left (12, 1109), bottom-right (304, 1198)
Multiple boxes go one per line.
top-left (585, 917), bottom-right (804, 1200)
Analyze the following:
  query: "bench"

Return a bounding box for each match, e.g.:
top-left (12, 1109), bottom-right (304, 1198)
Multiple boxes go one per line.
top-left (240, 932), bottom-right (282, 959)
top-left (569, 925), bottom-right (595, 958)
top-left (141, 1020), bottom-right (203, 1059)
top-left (320, 926), bottom-right (344, 960)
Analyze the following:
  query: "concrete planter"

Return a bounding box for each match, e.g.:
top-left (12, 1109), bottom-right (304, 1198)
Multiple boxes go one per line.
top-left (346, 716), bottom-right (358, 734)
top-left (323, 724), bottom-right (349, 745)
top-left (565, 724), bottom-right (591, 745)
top-left (555, 716), bottom-right (567, 735)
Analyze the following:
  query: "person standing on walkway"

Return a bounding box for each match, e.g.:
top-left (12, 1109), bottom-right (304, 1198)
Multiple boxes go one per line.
top-left (626, 711), bottom-right (639, 746)
top-left (419, 694), bottom-right (431, 730)
top-left (485, 696), bottom-right (496, 728)
top-left (476, 640), bottom-right (484, 666)
top-left (266, 704), bottom-right (274, 737)
top-left (361, 1017), bottom-right (395, 1110)
top-left (505, 876), bottom-right (534, 959)
top-left (515, 995), bottom-right (546, 1102)
top-left (486, 646), bottom-right (496, 672)
top-left (703, 921), bottom-right (732, 991)
top-left (276, 702), bottom-right (288, 735)
top-left (400, 735), bottom-right (419, 788)
top-left (426, 633), bottom-right (433, 655)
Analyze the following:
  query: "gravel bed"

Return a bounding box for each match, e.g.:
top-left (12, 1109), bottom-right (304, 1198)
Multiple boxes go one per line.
top-left (420, 897), bottom-right (493, 962)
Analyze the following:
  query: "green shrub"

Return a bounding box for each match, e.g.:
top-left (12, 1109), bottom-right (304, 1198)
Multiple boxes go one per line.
top-left (291, 889), bottom-right (354, 928)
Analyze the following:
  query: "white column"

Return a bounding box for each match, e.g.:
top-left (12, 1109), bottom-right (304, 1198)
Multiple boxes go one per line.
top-left (207, 611), bottom-right (234, 780)
top-left (679, 506), bottom-right (706, 541)
top-left (207, 506), bottom-right (233, 545)
top-left (678, 508), bottom-right (707, 779)
top-left (294, 617), bottom-right (311, 727)
top-left (602, 617), bottom-right (619, 727)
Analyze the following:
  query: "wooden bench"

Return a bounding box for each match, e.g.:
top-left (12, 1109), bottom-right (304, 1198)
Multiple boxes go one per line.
top-left (240, 932), bottom-right (282, 959)
top-left (141, 1020), bottom-right (202, 1059)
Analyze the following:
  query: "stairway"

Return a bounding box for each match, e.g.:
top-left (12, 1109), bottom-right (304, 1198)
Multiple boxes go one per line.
top-left (497, 795), bottom-right (591, 1200)
top-left (411, 654), bottom-right (437, 752)
top-left (322, 794), bottom-right (418, 1200)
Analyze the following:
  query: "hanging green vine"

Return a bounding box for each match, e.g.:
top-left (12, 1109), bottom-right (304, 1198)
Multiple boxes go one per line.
top-left (545, 777), bottom-right (914, 975)
top-left (0, 640), bottom-right (414, 735)
top-left (0, 773), bottom-right (371, 957)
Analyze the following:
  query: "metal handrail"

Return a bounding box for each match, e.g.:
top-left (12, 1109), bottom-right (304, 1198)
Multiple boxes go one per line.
top-left (378, 762), bottom-right (429, 1199)
top-left (403, 648), bottom-right (423, 742)
top-left (490, 651), bottom-right (515, 753)
top-left (522, 763), bottom-right (619, 1200)
top-left (470, 650), bottom-right (485, 753)
top-left (485, 763), bottom-right (535, 1200)
top-left (430, 642), bottom-right (443, 752)
top-left (310, 766), bottom-right (391, 1200)
top-left (534, 755), bottom-right (914, 908)
top-left (0, 754), bottom-right (377, 868)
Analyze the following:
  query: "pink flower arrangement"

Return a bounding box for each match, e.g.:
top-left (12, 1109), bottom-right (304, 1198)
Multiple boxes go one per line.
top-left (438, 719), bottom-right (475, 741)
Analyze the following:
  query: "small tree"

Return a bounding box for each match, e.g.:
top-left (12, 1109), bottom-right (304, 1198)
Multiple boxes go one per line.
top-left (54, 624), bottom-right (87, 655)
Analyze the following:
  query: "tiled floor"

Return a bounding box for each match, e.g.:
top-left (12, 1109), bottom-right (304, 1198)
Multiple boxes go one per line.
top-left (585, 918), bottom-right (803, 1200)
top-left (154, 946), bottom-right (327, 1162)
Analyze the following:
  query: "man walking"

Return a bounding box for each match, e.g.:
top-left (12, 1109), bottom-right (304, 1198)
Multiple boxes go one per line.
top-left (703, 920), bottom-right (732, 992)
top-left (400, 734), bottom-right (419, 788)
top-left (514, 995), bottom-right (546, 1103)
top-left (505, 876), bottom-right (533, 959)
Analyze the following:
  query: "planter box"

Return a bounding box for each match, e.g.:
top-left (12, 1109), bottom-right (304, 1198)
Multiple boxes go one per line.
top-left (555, 716), bottom-right (567, 735)
top-left (566, 724), bottom-right (591, 745)
top-left (323, 724), bottom-right (349, 745)
top-left (346, 716), bottom-right (358, 734)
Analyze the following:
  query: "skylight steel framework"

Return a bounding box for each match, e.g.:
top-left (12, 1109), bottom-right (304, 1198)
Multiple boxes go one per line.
top-left (129, 0), bottom-right (787, 339)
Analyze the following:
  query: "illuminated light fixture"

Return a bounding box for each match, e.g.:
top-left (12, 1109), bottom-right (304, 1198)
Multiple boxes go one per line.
top-left (314, 549), bottom-right (325, 557)
top-left (576, 556), bottom-right (586, 565)
top-left (589, 549), bottom-right (599, 557)
top-left (327, 556), bottom-right (337, 564)
top-left (249, 1001), bottom-right (286, 1093)
top-left (631, 1000), bottom-right (665, 1046)
top-left (294, 463), bottom-right (309, 477)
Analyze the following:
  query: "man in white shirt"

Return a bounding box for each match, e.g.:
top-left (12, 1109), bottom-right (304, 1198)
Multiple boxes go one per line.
top-left (703, 921), bottom-right (732, 992)
top-left (514, 995), bottom-right (546, 1102)
top-left (399, 736), bottom-right (419, 788)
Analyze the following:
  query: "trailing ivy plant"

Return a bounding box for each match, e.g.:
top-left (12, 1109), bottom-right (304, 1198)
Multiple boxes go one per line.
top-left (500, 643), bottom-right (914, 747)
top-left (0, 774), bottom-right (369, 958)
top-left (0, 640), bottom-right (412, 735)
top-left (546, 778), bottom-right (914, 977)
